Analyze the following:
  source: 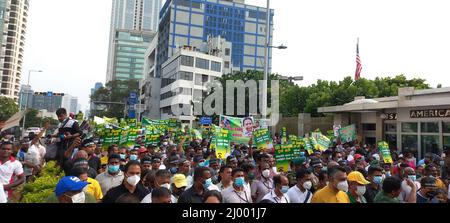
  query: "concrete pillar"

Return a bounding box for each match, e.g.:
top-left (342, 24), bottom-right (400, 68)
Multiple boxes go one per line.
top-left (376, 112), bottom-right (384, 142)
top-left (298, 113), bottom-right (311, 136)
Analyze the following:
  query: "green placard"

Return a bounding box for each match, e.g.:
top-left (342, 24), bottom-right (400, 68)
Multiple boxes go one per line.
top-left (253, 128), bottom-right (273, 152)
top-left (378, 141), bottom-right (393, 164)
top-left (213, 128), bottom-right (230, 161)
top-left (339, 124), bottom-right (357, 143)
top-left (275, 144), bottom-right (294, 173)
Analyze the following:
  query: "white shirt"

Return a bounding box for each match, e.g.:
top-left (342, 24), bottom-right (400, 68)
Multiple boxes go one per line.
top-left (0, 183), bottom-right (6, 203)
top-left (95, 171), bottom-right (124, 194)
top-left (222, 186), bottom-right (253, 203)
top-left (141, 193), bottom-right (177, 203)
top-left (286, 185), bottom-right (312, 203)
top-left (262, 190), bottom-right (290, 203)
top-left (0, 157), bottom-right (24, 185)
top-left (37, 144), bottom-right (46, 163)
top-left (251, 178), bottom-right (273, 203)
top-left (398, 180), bottom-right (421, 202)
top-left (24, 146), bottom-right (40, 176)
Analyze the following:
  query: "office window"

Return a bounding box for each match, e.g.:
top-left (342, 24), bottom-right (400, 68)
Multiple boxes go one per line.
top-left (195, 58), bottom-right (209, 70)
top-left (179, 71), bottom-right (193, 81)
top-left (444, 136), bottom-right (450, 149)
top-left (421, 122), bottom-right (439, 133)
top-left (421, 135), bottom-right (440, 156)
top-left (444, 122), bottom-right (450, 133)
top-left (402, 135), bottom-right (418, 156)
top-left (225, 48), bottom-right (231, 56)
top-left (385, 123), bottom-right (397, 133)
top-left (211, 61), bottom-right (222, 72)
top-left (362, 124), bottom-right (376, 131)
top-left (224, 61), bottom-right (230, 69)
top-left (181, 55), bottom-right (194, 67)
top-left (195, 74), bottom-right (202, 85)
top-left (402, 123), bottom-right (418, 133)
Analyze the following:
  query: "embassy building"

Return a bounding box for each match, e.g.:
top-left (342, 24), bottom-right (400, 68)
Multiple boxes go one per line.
top-left (318, 87), bottom-right (450, 160)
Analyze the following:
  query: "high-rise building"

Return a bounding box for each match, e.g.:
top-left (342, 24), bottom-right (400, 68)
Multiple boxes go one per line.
top-left (156, 0), bottom-right (274, 77)
top-left (89, 82), bottom-right (104, 117)
top-left (32, 92), bottom-right (64, 113)
top-left (70, 97), bottom-right (78, 113)
top-left (0, 0), bottom-right (29, 101)
top-left (106, 0), bottom-right (162, 83)
top-left (18, 84), bottom-right (33, 110)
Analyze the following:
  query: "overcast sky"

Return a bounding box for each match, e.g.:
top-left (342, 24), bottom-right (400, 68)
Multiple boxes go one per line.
top-left (23, 0), bottom-right (450, 111)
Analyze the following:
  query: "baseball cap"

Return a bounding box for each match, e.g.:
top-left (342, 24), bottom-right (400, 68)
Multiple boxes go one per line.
top-left (173, 174), bottom-right (188, 188)
top-left (55, 176), bottom-right (89, 197)
top-left (292, 157), bottom-right (306, 165)
top-left (420, 177), bottom-right (437, 188)
top-left (354, 154), bottom-right (363, 160)
top-left (347, 171), bottom-right (370, 185)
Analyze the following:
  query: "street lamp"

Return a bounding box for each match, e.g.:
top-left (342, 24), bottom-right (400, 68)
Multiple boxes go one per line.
top-left (279, 75), bottom-right (304, 83)
top-left (22, 70), bottom-right (43, 137)
top-left (262, 0), bottom-right (287, 121)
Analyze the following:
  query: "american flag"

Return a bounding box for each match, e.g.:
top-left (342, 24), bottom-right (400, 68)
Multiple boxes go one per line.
top-left (355, 38), bottom-right (362, 80)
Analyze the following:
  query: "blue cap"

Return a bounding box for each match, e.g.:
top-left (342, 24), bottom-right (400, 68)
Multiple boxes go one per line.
top-left (55, 176), bottom-right (88, 197)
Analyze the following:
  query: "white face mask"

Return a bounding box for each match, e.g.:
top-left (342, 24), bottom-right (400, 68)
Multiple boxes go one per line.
top-left (356, 186), bottom-right (366, 196)
top-left (302, 181), bottom-right (313, 190)
top-left (71, 192), bottom-right (85, 203)
top-left (262, 169), bottom-right (271, 178)
top-left (161, 183), bottom-right (171, 190)
top-left (337, 180), bottom-right (349, 192)
top-left (126, 175), bottom-right (141, 186)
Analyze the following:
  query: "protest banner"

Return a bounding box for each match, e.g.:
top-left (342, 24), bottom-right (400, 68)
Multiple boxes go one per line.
top-left (339, 124), bottom-right (357, 143)
top-left (219, 115), bottom-right (253, 144)
top-left (378, 141), bottom-right (393, 164)
top-left (289, 135), bottom-right (302, 158)
top-left (316, 133), bottom-right (331, 151)
top-left (212, 128), bottom-right (231, 160)
top-left (281, 127), bottom-right (287, 144)
top-left (127, 128), bottom-right (139, 147)
top-left (253, 128), bottom-right (273, 152)
top-left (275, 144), bottom-right (294, 173)
top-left (303, 137), bottom-right (314, 155)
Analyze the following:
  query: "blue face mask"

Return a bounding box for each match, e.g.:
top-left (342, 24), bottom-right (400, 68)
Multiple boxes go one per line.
top-left (408, 175), bottom-right (417, 182)
top-left (203, 178), bottom-right (213, 189)
top-left (281, 186), bottom-right (289, 194)
top-left (234, 177), bottom-right (245, 187)
top-left (108, 165), bottom-right (120, 173)
top-left (373, 176), bottom-right (383, 185)
top-left (300, 152), bottom-right (305, 157)
top-left (130, 154), bottom-right (138, 161)
top-left (385, 171), bottom-right (391, 177)
top-left (119, 154), bottom-right (126, 160)
top-left (170, 167), bottom-right (178, 174)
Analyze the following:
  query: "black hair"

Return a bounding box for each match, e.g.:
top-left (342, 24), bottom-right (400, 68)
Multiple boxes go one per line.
top-left (124, 160), bottom-right (141, 173)
top-left (242, 117), bottom-right (253, 124)
top-left (107, 145), bottom-right (117, 154)
top-left (273, 174), bottom-right (283, 187)
top-left (69, 166), bottom-right (88, 177)
top-left (108, 153), bottom-right (121, 162)
top-left (382, 177), bottom-right (402, 194)
top-left (0, 140), bottom-right (13, 148)
top-left (56, 108), bottom-right (67, 116)
top-left (241, 163), bottom-right (255, 173)
top-left (328, 166), bottom-right (346, 178)
top-left (219, 165), bottom-right (232, 173)
top-left (193, 167), bottom-right (210, 182)
top-left (296, 169), bottom-right (312, 180)
top-left (155, 169), bottom-right (171, 179)
top-left (425, 164), bottom-right (437, 173)
top-left (332, 151), bottom-right (341, 159)
top-left (318, 170), bottom-right (328, 182)
top-left (368, 166), bottom-right (383, 176)
top-left (151, 187), bottom-right (172, 200)
top-left (115, 193), bottom-right (141, 203)
top-left (203, 190), bottom-right (223, 203)
top-left (231, 168), bottom-right (244, 177)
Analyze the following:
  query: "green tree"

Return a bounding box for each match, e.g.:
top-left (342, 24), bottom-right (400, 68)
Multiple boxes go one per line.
top-left (90, 80), bottom-right (139, 118)
top-left (0, 96), bottom-right (19, 122)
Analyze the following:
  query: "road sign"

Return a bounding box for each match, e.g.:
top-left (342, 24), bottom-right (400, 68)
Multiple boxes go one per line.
top-left (200, 117), bottom-right (212, 125)
top-left (46, 91), bottom-right (53, 97)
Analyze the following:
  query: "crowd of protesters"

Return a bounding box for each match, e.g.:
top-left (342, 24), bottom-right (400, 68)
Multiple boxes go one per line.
top-left (1, 108), bottom-right (449, 203)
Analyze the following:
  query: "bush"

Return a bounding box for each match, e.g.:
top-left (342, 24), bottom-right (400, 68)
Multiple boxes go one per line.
top-left (21, 161), bottom-right (64, 203)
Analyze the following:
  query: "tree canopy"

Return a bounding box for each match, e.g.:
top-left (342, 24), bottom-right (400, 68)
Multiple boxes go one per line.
top-left (0, 96), bottom-right (19, 122)
top-left (90, 80), bottom-right (139, 118)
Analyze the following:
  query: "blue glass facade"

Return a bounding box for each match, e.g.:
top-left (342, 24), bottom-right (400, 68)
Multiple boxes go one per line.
top-left (157, 0), bottom-right (273, 77)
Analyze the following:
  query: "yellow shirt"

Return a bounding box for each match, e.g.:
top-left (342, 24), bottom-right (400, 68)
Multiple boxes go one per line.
top-left (436, 178), bottom-right (446, 190)
top-left (311, 185), bottom-right (350, 203)
top-left (86, 177), bottom-right (103, 201)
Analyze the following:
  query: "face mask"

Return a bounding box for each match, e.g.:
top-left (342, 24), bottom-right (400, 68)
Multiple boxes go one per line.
top-left (170, 167), bottom-right (178, 174)
top-left (70, 192), bottom-right (85, 203)
top-left (373, 176), bottom-right (383, 185)
top-left (356, 186), bottom-right (366, 196)
top-left (281, 186), bottom-right (289, 194)
top-left (203, 178), bottom-right (213, 189)
top-left (126, 175), bottom-right (141, 186)
top-left (234, 177), bottom-right (245, 187)
top-left (385, 171), bottom-right (391, 177)
top-left (163, 142), bottom-right (168, 146)
top-left (203, 148), bottom-right (208, 153)
top-left (439, 161), bottom-right (444, 166)
top-left (408, 175), bottom-right (417, 182)
top-left (300, 152), bottom-right (305, 157)
top-left (130, 155), bottom-right (138, 161)
top-left (262, 169), bottom-right (271, 178)
top-left (119, 154), bottom-right (126, 160)
top-left (198, 161), bottom-right (206, 167)
top-left (247, 172), bottom-right (255, 181)
top-left (337, 180), bottom-right (349, 192)
top-left (302, 181), bottom-right (313, 190)
top-left (108, 165), bottom-right (120, 173)
top-left (322, 167), bottom-right (328, 172)
top-left (161, 183), bottom-right (171, 190)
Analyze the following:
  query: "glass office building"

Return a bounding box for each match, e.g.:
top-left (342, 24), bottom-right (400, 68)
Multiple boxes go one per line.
top-left (156, 0), bottom-right (274, 77)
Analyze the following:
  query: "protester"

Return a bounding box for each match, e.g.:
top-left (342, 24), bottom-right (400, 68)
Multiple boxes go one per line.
top-left (374, 177), bottom-right (404, 203)
top-left (311, 166), bottom-right (350, 203)
top-left (151, 187), bottom-right (172, 203)
top-left (261, 175), bottom-right (290, 203)
top-left (46, 176), bottom-right (96, 203)
top-left (178, 167), bottom-right (211, 203)
top-left (364, 165), bottom-right (383, 203)
top-left (416, 176), bottom-right (439, 203)
top-left (424, 164), bottom-right (446, 190)
top-left (79, 139), bottom-right (101, 174)
top-left (222, 168), bottom-right (252, 203)
top-left (102, 160), bottom-right (149, 203)
top-left (141, 169), bottom-right (176, 203)
top-left (171, 174), bottom-right (188, 202)
top-left (398, 167), bottom-right (421, 202)
top-left (70, 166), bottom-right (103, 201)
top-left (95, 154), bottom-right (124, 194)
top-left (287, 169), bottom-right (313, 203)
top-left (251, 162), bottom-right (273, 203)
top-left (204, 190), bottom-right (223, 203)
top-left (216, 165), bottom-right (232, 191)
top-left (73, 158), bottom-right (97, 179)
top-left (0, 141), bottom-right (25, 202)
top-left (347, 171), bottom-right (370, 203)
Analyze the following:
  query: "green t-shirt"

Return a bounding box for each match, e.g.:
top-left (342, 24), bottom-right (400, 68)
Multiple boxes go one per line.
top-left (373, 191), bottom-right (401, 203)
top-left (46, 192), bottom-right (97, 203)
top-left (347, 192), bottom-right (367, 203)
